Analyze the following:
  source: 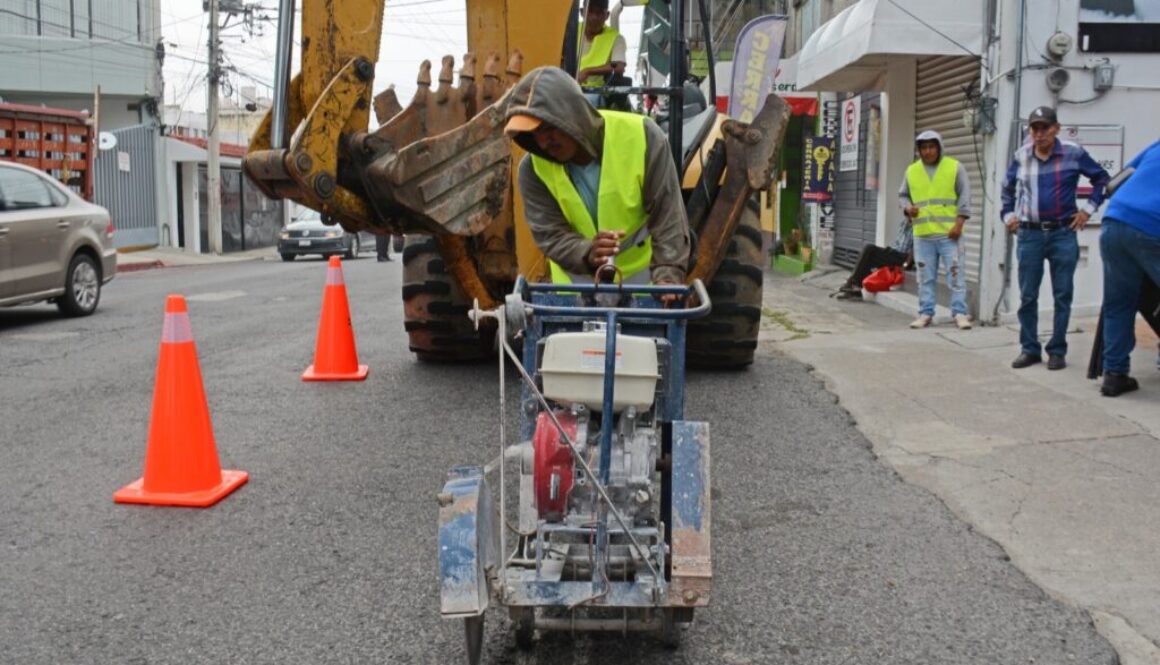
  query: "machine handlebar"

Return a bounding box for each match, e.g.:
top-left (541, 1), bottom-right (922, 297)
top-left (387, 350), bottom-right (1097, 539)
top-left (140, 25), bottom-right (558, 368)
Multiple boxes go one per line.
top-left (514, 277), bottom-right (712, 321)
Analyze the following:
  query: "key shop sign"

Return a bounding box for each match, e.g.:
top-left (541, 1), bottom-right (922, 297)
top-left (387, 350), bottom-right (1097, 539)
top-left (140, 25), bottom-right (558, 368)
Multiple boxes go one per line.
top-left (802, 135), bottom-right (835, 202)
top-left (839, 96), bottom-right (861, 172)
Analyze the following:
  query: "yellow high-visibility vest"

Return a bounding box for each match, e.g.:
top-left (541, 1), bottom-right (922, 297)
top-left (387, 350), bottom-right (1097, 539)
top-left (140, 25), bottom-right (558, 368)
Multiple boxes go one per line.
top-left (531, 110), bottom-right (650, 284)
top-left (906, 157), bottom-right (961, 237)
top-left (579, 26), bottom-right (620, 88)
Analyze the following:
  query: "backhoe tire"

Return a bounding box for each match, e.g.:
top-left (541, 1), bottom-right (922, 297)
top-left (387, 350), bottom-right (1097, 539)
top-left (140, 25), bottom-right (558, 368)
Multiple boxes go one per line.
top-left (402, 236), bottom-right (495, 362)
top-left (686, 200), bottom-right (764, 369)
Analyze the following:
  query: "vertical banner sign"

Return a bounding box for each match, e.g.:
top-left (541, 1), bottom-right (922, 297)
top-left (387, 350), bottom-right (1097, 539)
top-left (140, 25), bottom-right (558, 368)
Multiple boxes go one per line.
top-left (802, 135), bottom-right (835, 202)
top-left (838, 96), bottom-right (861, 172)
top-left (728, 16), bottom-right (789, 123)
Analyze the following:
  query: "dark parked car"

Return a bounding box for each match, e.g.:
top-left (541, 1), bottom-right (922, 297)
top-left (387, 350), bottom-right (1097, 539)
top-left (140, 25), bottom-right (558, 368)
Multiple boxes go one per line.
top-left (0, 161), bottom-right (117, 316)
top-left (277, 209), bottom-right (362, 261)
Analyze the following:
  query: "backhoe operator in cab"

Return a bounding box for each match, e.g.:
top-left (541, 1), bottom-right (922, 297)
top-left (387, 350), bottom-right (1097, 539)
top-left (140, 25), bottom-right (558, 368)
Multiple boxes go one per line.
top-left (503, 66), bottom-right (690, 303)
top-left (576, 0), bottom-right (627, 108)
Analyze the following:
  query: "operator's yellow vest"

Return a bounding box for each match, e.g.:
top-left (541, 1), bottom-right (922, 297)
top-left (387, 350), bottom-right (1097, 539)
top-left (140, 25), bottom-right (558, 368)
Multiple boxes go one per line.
top-left (579, 26), bottom-right (620, 88)
top-left (906, 157), bottom-right (961, 237)
top-left (531, 110), bottom-right (650, 284)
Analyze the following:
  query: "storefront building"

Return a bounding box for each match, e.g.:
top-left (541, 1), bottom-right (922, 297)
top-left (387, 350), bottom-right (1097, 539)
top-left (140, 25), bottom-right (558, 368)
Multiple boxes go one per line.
top-left (793, 0), bottom-right (1160, 323)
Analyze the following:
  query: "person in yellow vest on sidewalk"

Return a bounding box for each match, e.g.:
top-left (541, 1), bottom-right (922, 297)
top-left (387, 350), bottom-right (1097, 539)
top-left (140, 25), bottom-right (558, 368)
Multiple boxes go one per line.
top-left (899, 130), bottom-right (973, 330)
top-left (577, 0), bottom-right (628, 108)
top-left (502, 66), bottom-right (691, 303)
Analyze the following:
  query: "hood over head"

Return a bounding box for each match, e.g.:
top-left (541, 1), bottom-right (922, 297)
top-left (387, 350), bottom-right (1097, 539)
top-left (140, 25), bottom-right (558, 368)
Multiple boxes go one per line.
top-left (915, 129), bottom-right (944, 153)
top-left (504, 66), bottom-right (603, 162)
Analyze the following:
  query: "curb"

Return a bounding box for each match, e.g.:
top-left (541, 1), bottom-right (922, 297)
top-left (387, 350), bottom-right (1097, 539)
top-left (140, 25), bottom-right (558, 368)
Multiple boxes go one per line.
top-left (117, 260), bottom-right (167, 273)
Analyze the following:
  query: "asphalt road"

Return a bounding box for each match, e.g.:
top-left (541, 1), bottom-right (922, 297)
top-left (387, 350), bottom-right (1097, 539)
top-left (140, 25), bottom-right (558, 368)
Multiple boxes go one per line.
top-left (0, 254), bottom-right (1116, 664)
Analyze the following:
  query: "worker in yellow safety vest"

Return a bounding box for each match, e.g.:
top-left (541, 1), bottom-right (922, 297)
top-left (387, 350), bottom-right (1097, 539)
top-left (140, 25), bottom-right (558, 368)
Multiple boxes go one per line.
top-left (503, 66), bottom-right (690, 302)
top-left (577, 0), bottom-right (628, 107)
top-left (899, 129), bottom-right (973, 330)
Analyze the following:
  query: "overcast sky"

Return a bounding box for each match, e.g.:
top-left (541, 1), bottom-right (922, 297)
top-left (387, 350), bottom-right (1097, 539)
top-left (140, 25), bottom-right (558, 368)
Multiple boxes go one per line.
top-left (161, 0), bottom-right (644, 120)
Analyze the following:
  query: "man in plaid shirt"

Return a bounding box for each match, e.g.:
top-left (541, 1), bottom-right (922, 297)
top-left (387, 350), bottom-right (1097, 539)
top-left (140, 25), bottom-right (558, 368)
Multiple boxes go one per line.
top-left (1001, 106), bottom-right (1110, 371)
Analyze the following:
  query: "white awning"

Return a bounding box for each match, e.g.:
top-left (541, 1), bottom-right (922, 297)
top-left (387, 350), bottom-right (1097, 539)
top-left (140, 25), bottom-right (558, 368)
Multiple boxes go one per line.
top-left (797, 0), bottom-right (983, 92)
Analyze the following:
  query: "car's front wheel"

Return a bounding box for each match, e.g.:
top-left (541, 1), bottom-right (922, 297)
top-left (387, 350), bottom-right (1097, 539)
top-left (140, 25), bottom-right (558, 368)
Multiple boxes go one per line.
top-left (345, 235), bottom-right (359, 260)
top-left (57, 253), bottom-right (101, 317)
top-left (281, 253), bottom-right (295, 262)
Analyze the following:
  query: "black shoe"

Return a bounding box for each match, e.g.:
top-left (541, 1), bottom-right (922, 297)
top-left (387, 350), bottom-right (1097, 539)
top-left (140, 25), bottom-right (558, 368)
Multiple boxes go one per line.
top-left (835, 290), bottom-right (862, 301)
top-left (1100, 373), bottom-right (1139, 397)
top-left (1011, 353), bottom-right (1042, 369)
top-left (1047, 355), bottom-right (1066, 370)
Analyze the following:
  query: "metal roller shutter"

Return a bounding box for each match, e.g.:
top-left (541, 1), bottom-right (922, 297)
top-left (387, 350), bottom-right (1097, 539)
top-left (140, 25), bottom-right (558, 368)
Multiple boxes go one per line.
top-left (914, 56), bottom-right (984, 297)
top-left (831, 92), bottom-right (880, 268)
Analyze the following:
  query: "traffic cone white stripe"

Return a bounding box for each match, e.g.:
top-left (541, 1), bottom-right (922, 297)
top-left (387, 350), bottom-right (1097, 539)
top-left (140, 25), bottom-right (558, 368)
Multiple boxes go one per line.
top-left (161, 312), bottom-right (194, 343)
top-left (325, 267), bottom-right (344, 286)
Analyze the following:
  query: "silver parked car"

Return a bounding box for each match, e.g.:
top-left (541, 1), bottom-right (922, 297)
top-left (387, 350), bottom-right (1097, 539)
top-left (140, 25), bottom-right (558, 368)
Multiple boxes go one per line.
top-left (277, 209), bottom-right (363, 261)
top-left (0, 161), bottom-right (117, 316)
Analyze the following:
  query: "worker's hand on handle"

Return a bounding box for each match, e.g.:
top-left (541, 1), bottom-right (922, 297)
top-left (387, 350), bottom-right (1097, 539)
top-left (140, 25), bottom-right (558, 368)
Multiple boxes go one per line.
top-left (1069, 210), bottom-right (1091, 231)
top-left (655, 278), bottom-right (682, 307)
top-left (587, 231), bottom-right (624, 268)
top-left (904, 205), bottom-right (919, 219)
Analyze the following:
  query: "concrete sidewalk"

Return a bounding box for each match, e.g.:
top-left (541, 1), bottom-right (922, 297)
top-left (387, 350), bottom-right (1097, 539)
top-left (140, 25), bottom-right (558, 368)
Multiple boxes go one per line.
top-left (117, 245), bottom-right (278, 272)
top-left (761, 268), bottom-right (1160, 665)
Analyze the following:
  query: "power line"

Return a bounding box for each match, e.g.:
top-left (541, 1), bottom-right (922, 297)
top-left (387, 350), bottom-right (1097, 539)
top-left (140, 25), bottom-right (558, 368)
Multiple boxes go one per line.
top-left (0, 7), bottom-right (203, 46)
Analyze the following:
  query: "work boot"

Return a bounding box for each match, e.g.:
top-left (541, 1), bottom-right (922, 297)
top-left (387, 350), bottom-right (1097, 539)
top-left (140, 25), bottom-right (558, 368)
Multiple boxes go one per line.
top-left (1011, 352), bottom-right (1042, 369)
top-left (1100, 373), bottom-right (1139, 397)
top-left (954, 314), bottom-right (972, 330)
top-left (909, 314), bottom-right (932, 329)
top-left (1047, 354), bottom-right (1066, 370)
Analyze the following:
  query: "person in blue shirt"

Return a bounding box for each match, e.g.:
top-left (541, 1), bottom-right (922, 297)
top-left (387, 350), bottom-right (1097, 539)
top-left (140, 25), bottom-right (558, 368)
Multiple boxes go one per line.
top-left (1098, 138), bottom-right (1160, 396)
top-left (1001, 106), bottom-right (1110, 371)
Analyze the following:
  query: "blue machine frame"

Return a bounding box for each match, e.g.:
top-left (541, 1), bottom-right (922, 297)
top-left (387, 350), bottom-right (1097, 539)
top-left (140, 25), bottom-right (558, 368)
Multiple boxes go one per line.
top-left (438, 279), bottom-right (714, 640)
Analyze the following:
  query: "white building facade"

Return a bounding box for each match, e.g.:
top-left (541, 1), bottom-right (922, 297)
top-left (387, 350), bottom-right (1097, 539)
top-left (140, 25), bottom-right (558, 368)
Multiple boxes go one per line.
top-left (1, 0), bottom-right (166, 248)
top-left (794, 0), bottom-right (1160, 324)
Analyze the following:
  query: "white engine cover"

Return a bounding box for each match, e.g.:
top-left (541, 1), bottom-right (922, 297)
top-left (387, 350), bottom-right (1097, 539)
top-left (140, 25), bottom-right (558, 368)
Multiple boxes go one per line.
top-left (540, 332), bottom-right (658, 413)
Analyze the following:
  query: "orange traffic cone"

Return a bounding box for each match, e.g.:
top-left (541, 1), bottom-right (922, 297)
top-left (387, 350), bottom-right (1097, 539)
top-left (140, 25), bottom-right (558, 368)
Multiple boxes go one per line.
top-left (114, 295), bottom-right (248, 507)
top-left (302, 256), bottom-right (369, 381)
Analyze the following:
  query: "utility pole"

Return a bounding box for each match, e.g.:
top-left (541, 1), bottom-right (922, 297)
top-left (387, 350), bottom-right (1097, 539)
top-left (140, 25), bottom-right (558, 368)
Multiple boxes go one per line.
top-left (206, 0), bottom-right (223, 254)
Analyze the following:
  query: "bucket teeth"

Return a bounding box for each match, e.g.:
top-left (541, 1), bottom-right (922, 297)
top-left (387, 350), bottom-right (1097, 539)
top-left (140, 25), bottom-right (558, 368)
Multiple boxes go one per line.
top-left (351, 51), bottom-right (525, 236)
top-left (372, 87), bottom-right (402, 126)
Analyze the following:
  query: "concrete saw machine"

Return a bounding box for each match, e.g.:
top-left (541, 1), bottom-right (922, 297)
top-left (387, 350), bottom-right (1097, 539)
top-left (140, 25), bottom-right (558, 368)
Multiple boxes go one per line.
top-left (437, 278), bottom-right (714, 662)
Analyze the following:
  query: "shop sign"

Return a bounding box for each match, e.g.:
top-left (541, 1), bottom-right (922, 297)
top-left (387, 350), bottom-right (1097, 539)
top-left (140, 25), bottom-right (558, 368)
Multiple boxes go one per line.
top-left (802, 135), bottom-right (836, 202)
top-left (839, 96), bottom-right (860, 172)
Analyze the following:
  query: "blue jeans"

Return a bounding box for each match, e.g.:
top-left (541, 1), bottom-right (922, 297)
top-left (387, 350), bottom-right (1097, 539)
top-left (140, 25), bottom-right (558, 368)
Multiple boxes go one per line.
top-left (1017, 227), bottom-right (1079, 357)
top-left (1100, 218), bottom-right (1160, 375)
top-left (914, 236), bottom-right (967, 317)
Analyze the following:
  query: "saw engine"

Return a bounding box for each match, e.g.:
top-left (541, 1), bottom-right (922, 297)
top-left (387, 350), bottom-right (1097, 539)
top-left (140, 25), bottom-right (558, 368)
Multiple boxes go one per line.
top-left (531, 405), bottom-right (659, 524)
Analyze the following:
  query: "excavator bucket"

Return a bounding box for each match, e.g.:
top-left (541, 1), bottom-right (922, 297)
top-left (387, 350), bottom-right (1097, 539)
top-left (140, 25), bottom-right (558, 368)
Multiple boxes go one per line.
top-left (244, 51), bottom-right (523, 240)
top-left (355, 54), bottom-right (522, 237)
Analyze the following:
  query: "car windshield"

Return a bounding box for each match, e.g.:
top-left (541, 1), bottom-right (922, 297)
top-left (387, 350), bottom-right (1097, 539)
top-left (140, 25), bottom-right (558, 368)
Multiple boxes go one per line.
top-left (292, 210), bottom-right (323, 224)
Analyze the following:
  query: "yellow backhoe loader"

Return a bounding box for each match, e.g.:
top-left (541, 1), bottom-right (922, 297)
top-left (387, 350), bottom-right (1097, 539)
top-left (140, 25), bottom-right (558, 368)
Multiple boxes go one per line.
top-left (244, 0), bottom-right (788, 368)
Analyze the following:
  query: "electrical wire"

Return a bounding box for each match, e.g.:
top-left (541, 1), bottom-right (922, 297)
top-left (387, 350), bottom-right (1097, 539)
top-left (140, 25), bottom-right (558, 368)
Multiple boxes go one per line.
top-left (0, 7), bottom-right (203, 49)
top-left (1058, 90), bottom-right (1109, 105)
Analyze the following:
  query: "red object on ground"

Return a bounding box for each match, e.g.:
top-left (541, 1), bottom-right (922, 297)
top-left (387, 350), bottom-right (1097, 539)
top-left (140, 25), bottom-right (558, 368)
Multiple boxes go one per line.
top-left (302, 256), bottom-right (369, 381)
top-left (114, 295), bottom-right (249, 507)
top-left (862, 265), bottom-right (904, 293)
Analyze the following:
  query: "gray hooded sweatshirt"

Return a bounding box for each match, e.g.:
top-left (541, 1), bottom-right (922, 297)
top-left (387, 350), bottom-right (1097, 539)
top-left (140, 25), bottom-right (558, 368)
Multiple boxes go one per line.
top-left (506, 66), bottom-right (690, 283)
top-left (898, 129), bottom-right (972, 231)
